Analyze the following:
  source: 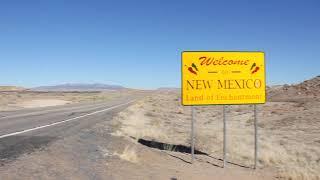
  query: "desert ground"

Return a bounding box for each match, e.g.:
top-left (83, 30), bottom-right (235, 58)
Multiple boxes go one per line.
top-left (110, 76), bottom-right (320, 180)
top-left (0, 77), bottom-right (319, 180)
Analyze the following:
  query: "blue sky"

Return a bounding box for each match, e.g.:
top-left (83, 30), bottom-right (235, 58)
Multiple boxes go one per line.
top-left (1, 0), bottom-right (319, 89)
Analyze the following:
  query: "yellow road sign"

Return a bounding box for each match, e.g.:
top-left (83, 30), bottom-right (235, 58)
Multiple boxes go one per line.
top-left (181, 51), bottom-right (266, 105)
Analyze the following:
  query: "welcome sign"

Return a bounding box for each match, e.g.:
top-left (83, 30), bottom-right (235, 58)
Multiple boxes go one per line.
top-left (181, 51), bottom-right (266, 105)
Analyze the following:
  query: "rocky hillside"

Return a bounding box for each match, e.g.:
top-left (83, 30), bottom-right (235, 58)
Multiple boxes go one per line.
top-left (268, 76), bottom-right (320, 101)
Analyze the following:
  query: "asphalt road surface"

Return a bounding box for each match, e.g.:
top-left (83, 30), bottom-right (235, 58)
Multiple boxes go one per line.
top-left (0, 95), bottom-right (139, 164)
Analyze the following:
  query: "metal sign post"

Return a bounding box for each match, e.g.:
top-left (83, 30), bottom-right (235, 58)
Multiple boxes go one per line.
top-left (191, 106), bottom-right (195, 164)
top-left (223, 105), bottom-right (227, 168)
top-left (254, 105), bottom-right (258, 169)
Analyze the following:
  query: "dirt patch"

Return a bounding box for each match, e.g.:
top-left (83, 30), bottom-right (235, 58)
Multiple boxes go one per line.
top-left (17, 99), bottom-right (71, 108)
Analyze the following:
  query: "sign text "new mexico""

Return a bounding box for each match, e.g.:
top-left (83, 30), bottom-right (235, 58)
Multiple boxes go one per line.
top-left (181, 51), bottom-right (266, 105)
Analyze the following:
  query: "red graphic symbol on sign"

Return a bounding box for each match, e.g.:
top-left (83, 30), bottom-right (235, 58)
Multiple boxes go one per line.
top-left (185, 63), bottom-right (199, 75)
top-left (250, 63), bottom-right (260, 74)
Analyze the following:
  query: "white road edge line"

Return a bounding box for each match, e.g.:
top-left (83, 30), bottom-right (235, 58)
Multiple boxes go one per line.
top-left (0, 102), bottom-right (111, 120)
top-left (0, 100), bottom-right (135, 139)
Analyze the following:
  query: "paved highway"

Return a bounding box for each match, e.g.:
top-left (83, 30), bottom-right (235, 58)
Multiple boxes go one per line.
top-left (0, 95), bottom-right (140, 163)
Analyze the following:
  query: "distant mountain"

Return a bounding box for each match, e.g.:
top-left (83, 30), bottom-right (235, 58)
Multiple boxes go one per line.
top-left (32, 83), bottom-right (125, 92)
top-left (157, 87), bottom-right (180, 91)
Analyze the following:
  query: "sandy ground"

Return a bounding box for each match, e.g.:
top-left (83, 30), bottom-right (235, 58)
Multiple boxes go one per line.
top-left (111, 90), bottom-right (320, 180)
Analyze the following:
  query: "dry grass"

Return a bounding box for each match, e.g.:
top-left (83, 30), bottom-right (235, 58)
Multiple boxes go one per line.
top-left (115, 146), bottom-right (139, 163)
top-left (113, 91), bottom-right (320, 180)
top-left (112, 101), bottom-right (168, 141)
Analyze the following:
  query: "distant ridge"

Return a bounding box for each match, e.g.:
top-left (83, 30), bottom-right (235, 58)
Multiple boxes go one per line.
top-left (157, 87), bottom-right (180, 91)
top-left (32, 83), bottom-right (125, 92)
